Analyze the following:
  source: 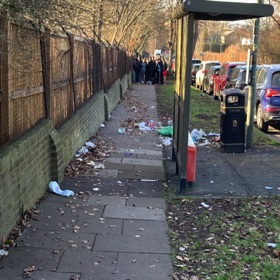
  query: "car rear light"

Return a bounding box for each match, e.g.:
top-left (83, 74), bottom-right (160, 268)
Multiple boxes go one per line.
top-left (266, 107), bottom-right (280, 112)
top-left (202, 70), bottom-right (207, 74)
top-left (265, 89), bottom-right (280, 97)
top-left (192, 71), bottom-right (195, 75)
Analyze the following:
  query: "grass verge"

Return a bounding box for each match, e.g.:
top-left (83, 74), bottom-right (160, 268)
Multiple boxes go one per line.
top-left (166, 197), bottom-right (280, 280)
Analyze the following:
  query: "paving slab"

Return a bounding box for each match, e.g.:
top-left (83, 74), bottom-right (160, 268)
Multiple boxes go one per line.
top-left (105, 157), bottom-right (122, 164)
top-left (122, 158), bottom-right (162, 166)
top-left (87, 195), bottom-right (126, 206)
top-left (127, 184), bottom-right (164, 198)
top-left (80, 271), bottom-right (121, 280)
top-left (116, 252), bottom-right (173, 280)
top-left (0, 247), bottom-right (64, 271)
top-left (103, 205), bottom-right (165, 221)
top-left (126, 197), bottom-right (166, 208)
top-left (93, 233), bottom-right (170, 253)
top-left (95, 169), bottom-right (119, 178)
top-left (125, 179), bottom-right (165, 198)
top-left (33, 197), bottom-right (90, 215)
top-left (116, 148), bottom-right (162, 156)
top-left (117, 169), bottom-right (165, 180)
top-left (57, 250), bottom-right (118, 273)
top-left (75, 216), bottom-right (123, 235)
top-left (0, 268), bottom-right (81, 280)
top-left (25, 212), bottom-right (79, 232)
top-left (122, 220), bottom-right (169, 235)
top-left (61, 177), bottom-right (129, 196)
top-left (16, 228), bottom-right (96, 250)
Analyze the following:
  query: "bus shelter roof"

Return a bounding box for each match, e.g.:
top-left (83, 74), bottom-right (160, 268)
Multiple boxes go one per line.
top-left (172, 0), bottom-right (274, 21)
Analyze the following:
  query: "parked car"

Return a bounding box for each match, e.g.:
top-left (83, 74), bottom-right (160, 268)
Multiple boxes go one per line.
top-left (191, 63), bottom-right (200, 86)
top-left (225, 65), bottom-right (259, 91)
top-left (213, 62), bottom-right (246, 99)
top-left (196, 61), bottom-right (220, 91)
top-left (192, 58), bottom-right (201, 64)
top-left (244, 64), bottom-right (280, 133)
top-left (202, 65), bottom-right (221, 95)
top-left (171, 58), bottom-right (201, 77)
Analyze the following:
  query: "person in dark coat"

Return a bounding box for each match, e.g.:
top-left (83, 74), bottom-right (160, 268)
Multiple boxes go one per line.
top-left (133, 57), bottom-right (142, 83)
top-left (156, 58), bottom-right (163, 84)
top-left (146, 57), bottom-right (154, 84)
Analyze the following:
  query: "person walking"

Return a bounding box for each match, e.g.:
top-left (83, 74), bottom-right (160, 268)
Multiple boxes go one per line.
top-left (146, 57), bottom-right (154, 84)
top-left (140, 58), bottom-right (147, 83)
top-left (162, 57), bottom-right (168, 85)
top-left (156, 58), bottom-right (163, 85)
top-left (133, 57), bottom-right (141, 83)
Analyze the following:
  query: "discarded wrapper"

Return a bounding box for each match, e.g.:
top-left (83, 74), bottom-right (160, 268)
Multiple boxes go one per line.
top-left (267, 243), bottom-right (277, 248)
top-left (201, 202), bottom-right (210, 208)
top-left (141, 179), bottom-right (159, 182)
top-left (48, 181), bottom-right (74, 197)
top-left (0, 249), bottom-right (8, 256)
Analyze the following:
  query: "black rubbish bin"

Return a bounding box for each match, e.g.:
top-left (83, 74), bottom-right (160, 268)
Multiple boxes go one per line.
top-left (220, 89), bottom-right (245, 153)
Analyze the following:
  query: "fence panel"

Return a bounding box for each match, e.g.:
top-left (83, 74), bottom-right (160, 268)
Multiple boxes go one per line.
top-left (50, 34), bottom-right (73, 126)
top-left (8, 23), bottom-right (45, 141)
top-left (73, 38), bottom-right (92, 108)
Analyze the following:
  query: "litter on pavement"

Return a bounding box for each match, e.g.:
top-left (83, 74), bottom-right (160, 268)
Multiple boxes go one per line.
top-left (0, 249), bottom-right (8, 256)
top-left (48, 181), bottom-right (74, 197)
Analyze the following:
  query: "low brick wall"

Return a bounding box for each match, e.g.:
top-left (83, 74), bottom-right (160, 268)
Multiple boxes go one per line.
top-left (0, 119), bottom-right (53, 239)
top-left (0, 72), bottom-right (131, 240)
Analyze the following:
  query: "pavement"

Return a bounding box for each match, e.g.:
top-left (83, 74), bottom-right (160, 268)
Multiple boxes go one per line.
top-left (1, 83), bottom-right (280, 280)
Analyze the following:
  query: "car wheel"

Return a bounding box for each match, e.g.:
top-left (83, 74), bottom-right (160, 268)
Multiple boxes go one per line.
top-left (256, 104), bottom-right (268, 133)
top-left (198, 80), bottom-right (202, 90)
top-left (202, 79), bottom-right (206, 92)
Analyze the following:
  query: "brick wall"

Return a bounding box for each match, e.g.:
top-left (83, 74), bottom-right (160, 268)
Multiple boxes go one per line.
top-left (0, 73), bottom-right (131, 240)
top-left (0, 119), bottom-right (53, 239)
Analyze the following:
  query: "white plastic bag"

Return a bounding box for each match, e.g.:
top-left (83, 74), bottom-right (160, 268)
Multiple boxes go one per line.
top-left (191, 128), bottom-right (206, 142)
top-left (48, 181), bottom-right (74, 197)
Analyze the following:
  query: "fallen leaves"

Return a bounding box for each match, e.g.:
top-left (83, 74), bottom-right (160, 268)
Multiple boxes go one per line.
top-left (23, 265), bottom-right (35, 278)
top-left (167, 196), bottom-right (280, 279)
top-left (72, 225), bottom-right (80, 233)
top-left (64, 136), bottom-right (115, 178)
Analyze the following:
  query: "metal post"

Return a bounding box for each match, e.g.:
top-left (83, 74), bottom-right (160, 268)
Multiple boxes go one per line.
top-left (179, 14), bottom-right (194, 193)
top-left (246, 14), bottom-right (260, 149)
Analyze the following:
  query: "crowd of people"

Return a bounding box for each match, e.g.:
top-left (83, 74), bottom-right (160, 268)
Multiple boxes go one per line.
top-left (133, 56), bottom-right (168, 85)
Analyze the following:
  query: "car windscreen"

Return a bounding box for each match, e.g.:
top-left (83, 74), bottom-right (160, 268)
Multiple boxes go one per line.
top-left (271, 72), bottom-right (280, 86)
top-left (206, 63), bottom-right (220, 71)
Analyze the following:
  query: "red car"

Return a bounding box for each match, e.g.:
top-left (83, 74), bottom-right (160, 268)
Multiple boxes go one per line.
top-left (213, 62), bottom-right (246, 99)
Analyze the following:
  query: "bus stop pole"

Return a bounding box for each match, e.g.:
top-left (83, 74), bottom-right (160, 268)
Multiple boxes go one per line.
top-left (179, 13), bottom-right (194, 193)
top-left (246, 16), bottom-right (260, 149)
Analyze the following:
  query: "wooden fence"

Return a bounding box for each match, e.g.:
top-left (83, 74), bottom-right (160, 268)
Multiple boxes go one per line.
top-left (0, 17), bottom-right (132, 146)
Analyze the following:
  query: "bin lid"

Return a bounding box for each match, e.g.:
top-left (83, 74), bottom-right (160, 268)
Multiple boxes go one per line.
top-left (221, 88), bottom-right (244, 97)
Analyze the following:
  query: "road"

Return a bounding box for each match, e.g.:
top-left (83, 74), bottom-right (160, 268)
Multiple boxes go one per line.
top-left (266, 124), bottom-right (280, 142)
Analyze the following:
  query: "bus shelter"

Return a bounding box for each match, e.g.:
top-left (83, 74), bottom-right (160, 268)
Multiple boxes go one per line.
top-left (172, 0), bottom-right (273, 193)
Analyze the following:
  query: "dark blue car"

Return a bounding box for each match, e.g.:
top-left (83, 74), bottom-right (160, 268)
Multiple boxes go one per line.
top-left (253, 64), bottom-right (280, 133)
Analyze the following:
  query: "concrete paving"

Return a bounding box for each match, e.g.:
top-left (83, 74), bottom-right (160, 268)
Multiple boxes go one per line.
top-left (0, 83), bottom-right (173, 280)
